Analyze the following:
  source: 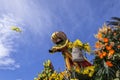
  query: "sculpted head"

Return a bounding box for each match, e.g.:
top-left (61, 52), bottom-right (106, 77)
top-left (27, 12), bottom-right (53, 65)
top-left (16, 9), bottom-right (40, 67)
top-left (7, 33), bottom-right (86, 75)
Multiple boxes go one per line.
top-left (51, 31), bottom-right (67, 45)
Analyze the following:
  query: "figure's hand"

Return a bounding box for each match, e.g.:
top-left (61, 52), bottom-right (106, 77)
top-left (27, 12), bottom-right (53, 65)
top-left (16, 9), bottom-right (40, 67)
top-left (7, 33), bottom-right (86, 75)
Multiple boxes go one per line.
top-left (49, 50), bottom-right (54, 53)
top-left (49, 49), bottom-right (61, 53)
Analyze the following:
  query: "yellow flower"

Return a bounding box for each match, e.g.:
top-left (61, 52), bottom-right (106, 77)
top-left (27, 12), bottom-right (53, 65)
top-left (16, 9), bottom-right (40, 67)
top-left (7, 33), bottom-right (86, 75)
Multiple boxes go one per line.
top-left (70, 78), bottom-right (79, 80)
top-left (42, 73), bottom-right (46, 77)
top-left (75, 67), bottom-right (80, 73)
top-left (58, 73), bottom-right (64, 80)
top-left (86, 66), bottom-right (95, 77)
top-left (68, 42), bottom-right (73, 48)
top-left (51, 71), bottom-right (57, 78)
top-left (83, 69), bottom-right (89, 74)
top-left (87, 66), bottom-right (95, 71)
top-left (73, 39), bottom-right (83, 47)
top-left (84, 43), bottom-right (91, 53)
top-left (88, 71), bottom-right (94, 77)
top-left (60, 71), bottom-right (70, 78)
top-left (82, 66), bottom-right (95, 77)
top-left (47, 60), bottom-right (51, 66)
top-left (55, 78), bottom-right (59, 80)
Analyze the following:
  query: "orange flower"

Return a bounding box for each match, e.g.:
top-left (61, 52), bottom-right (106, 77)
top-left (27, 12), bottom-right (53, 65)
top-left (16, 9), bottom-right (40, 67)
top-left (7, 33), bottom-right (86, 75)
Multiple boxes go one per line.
top-left (109, 49), bottom-right (115, 55)
top-left (102, 52), bottom-right (107, 57)
top-left (108, 49), bottom-right (115, 58)
top-left (106, 45), bottom-right (112, 50)
top-left (97, 33), bottom-right (102, 39)
top-left (99, 53), bottom-right (104, 59)
top-left (105, 43), bottom-right (108, 46)
top-left (106, 61), bottom-right (113, 67)
top-left (95, 42), bottom-right (100, 48)
top-left (95, 51), bottom-right (101, 55)
top-left (99, 52), bottom-right (107, 59)
top-left (103, 38), bottom-right (109, 43)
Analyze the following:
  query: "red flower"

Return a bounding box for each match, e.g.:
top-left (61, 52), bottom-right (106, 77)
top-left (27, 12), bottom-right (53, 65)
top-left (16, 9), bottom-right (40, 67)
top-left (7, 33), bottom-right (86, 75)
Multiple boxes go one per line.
top-left (106, 61), bottom-right (113, 67)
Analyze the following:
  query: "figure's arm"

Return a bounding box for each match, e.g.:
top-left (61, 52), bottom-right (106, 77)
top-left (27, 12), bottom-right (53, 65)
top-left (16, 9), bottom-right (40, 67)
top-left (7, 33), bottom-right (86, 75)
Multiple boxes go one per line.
top-left (49, 47), bottom-right (61, 53)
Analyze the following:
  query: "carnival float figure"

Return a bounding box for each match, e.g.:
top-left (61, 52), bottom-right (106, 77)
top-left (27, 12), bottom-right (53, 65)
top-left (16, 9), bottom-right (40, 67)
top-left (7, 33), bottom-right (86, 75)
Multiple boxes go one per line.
top-left (49, 31), bottom-right (92, 71)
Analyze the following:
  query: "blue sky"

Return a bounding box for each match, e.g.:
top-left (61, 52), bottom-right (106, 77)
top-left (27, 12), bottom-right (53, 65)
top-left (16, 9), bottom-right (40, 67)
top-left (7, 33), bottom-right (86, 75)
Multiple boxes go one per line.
top-left (0, 0), bottom-right (120, 80)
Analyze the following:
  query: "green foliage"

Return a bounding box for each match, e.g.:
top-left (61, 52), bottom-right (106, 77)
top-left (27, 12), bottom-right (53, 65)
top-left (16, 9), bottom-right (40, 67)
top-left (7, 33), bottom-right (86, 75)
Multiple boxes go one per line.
top-left (93, 18), bottom-right (120, 80)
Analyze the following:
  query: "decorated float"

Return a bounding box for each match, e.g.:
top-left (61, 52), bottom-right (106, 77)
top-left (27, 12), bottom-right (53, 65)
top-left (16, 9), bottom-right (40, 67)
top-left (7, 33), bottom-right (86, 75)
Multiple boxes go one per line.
top-left (34, 17), bottom-right (120, 80)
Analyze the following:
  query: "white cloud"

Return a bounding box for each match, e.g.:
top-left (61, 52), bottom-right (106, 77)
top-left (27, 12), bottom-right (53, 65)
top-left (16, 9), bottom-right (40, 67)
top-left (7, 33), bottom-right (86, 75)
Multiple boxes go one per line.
top-left (0, 0), bottom-right (53, 70)
top-left (20, 1), bottom-right (52, 36)
top-left (0, 0), bottom-right (53, 36)
top-left (0, 57), bottom-right (20, 70)
top-left (0, 15), bottom-right (21, 70)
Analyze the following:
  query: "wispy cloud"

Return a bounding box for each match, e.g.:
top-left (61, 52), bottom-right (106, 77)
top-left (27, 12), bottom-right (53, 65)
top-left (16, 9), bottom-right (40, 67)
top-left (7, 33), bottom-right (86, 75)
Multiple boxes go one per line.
top-left (0, 0), bottom-right (53, 70)
top-left (0, 14), bottom-right (21, 70)
top-left (0, 0), bottom-right (53, 36)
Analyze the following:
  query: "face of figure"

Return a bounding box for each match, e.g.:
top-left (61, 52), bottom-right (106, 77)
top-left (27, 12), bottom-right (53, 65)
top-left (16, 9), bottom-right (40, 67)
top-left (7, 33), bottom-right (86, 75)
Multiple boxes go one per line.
top-left (55, 38), bottom-right (63, 44)
top-left (51, 31), bottom-right (67, 45)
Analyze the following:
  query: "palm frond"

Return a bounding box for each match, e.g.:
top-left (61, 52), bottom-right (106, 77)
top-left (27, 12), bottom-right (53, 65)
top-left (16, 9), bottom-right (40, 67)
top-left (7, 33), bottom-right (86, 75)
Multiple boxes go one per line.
top-left (111, 17), bottom-right (120, 21)
top-left (107, 17), bottom-right (120, 26)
